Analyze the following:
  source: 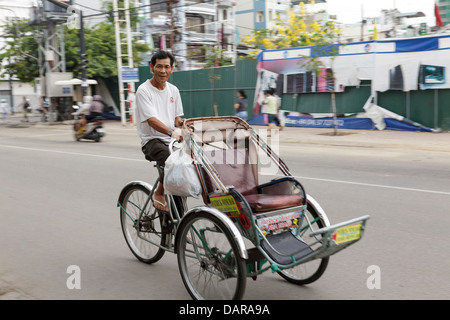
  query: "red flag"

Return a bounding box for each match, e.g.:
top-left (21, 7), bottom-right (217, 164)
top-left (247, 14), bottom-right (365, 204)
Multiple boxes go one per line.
top-left (435, 2), bottom-right (444, 27)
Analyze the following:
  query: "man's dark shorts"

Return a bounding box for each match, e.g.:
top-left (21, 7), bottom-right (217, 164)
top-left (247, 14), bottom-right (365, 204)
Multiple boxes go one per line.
top-left (142, 138), bottom-right (170, 164)
top-left (142, 139), bottom-right (170, 181)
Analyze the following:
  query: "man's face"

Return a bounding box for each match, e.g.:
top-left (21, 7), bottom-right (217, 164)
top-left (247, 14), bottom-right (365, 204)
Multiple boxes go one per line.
top-left (150, 58), bottom-right (173, 84)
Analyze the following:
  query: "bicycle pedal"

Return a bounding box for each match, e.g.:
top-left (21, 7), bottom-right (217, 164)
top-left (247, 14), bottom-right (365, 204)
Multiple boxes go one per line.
top-left (139, 216), bottom-right (154, 232)
top-left (162, 220), bottom-right (173, 234)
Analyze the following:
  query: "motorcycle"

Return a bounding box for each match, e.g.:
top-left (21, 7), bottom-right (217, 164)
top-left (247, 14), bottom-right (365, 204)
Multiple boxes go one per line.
top-left (72, 104), bottom-right (105, 142)
top-left (73, 116), bottom-right (105, 142)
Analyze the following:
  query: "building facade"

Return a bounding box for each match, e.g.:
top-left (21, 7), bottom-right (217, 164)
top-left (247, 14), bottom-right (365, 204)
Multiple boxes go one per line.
top-left (141, 0), bottom-right (237, 70)
top-left (0, 0), bottom-right (37, 110)
top-left (234, 0), bottom-right (291, 38)
top-left (234, 0), bottom-right (327, 38)
top-left (438, 0), bottom-right (450, 26)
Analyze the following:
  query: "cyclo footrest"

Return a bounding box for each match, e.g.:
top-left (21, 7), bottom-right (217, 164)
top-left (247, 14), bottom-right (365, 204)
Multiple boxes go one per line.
top-left (260, 232), bottom-right (313, 266)
top-left (245, 247), bottom-right (264, 264)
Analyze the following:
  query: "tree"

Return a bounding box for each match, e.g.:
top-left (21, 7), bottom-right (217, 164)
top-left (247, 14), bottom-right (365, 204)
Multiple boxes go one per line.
top-left (242, 2), bottom-right (342, 135)
top-left (0, 19), bottom-right (40, 83)
top-left (242, 2), bottom-right (340, 57)
top-left (0, 16), bottom-right (149, 83)
top-left (65, 22), bottom-right (148, 79)
top-left (191, 45), bottom-right (233, 69)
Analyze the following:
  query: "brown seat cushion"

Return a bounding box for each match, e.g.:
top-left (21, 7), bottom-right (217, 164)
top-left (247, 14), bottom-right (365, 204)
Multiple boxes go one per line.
top-left (204, 148), bottom-right (302, 213)
top-left (243, 194), bottom-right (304, 213)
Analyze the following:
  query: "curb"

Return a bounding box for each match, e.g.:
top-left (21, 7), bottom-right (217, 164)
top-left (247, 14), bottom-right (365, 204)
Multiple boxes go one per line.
top-left (2, 119), bottom-right (449, 153)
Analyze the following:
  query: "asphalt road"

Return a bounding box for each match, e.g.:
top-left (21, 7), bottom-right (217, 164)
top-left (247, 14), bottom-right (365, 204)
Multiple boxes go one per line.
top-left (0, 121), bottom-right (449, 300)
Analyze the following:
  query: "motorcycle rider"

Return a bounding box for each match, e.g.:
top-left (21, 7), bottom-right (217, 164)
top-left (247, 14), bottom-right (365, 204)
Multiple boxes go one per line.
top-left (75, 95), bottom-right (103, 134)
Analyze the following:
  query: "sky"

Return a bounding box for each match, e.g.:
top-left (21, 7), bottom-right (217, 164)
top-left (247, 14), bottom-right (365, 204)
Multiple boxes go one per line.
top-left (315, 0), bottom-right (437, 25)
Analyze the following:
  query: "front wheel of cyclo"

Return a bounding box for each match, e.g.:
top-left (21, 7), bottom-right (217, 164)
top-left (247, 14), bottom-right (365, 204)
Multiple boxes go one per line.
top-left (120, 184), bottom-right (168, 264)
top-left (277, 204), bottom-right (329, 285)
top-left (176, 212), bottom-right (246, 300)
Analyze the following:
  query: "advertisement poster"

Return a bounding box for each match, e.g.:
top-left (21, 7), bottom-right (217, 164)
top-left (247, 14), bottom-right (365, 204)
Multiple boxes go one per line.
top-left (255, 35), bottom-right (450, 107)
top-left (257, 212), bottom-right (301, 235)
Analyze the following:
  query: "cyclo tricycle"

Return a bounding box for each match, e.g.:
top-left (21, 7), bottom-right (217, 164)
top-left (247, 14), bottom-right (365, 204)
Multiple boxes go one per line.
top-left (118, 116), bottom-right (370, 300)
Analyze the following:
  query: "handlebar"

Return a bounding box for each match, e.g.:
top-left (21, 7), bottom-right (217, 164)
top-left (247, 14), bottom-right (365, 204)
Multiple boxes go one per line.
top-left (169, 139), bottom-right (181, 154)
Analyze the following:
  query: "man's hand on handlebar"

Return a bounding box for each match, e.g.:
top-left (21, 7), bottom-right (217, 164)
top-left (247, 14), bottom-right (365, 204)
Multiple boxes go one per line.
top-left (171, 128), bottom-right (183, 142)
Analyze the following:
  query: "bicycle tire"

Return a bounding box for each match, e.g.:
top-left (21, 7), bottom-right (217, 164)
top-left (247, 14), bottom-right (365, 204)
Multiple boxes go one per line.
top-left (120, 184), bottom-right (168, 264)
top-left (277, 203), bottom-right (329, 285)
top-left (176, 211), bottom-right (247, 300)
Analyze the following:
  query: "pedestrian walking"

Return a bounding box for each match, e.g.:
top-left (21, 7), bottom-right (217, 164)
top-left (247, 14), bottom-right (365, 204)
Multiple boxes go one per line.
top-left (273, 91), bottom-right (284, 131)
top-left (262, 89), bottom-right (280, 136)
top-left (0, 99), bottom-right (10, 121)
top-left (20, 96), bottom-right (30, 122)
top-left (234, 90), bottom-right (248, 121)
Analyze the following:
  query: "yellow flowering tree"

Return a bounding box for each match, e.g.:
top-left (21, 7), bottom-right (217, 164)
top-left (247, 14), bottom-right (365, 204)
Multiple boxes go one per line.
top-left (242, 2), bottom-right (340, 57)
top-left (243, 2), bottom-right (343, 135)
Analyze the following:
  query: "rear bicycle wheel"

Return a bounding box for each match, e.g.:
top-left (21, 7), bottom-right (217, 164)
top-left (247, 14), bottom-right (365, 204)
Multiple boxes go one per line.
top-left (120, 184), bottom-right (168, 264)
top-left (278, 204), bottom-right (329, 285)
top-left (177, 212), bottom-right (246, 300)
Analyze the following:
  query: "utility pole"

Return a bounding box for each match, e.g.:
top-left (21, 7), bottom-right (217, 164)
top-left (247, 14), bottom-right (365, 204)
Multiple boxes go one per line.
top-left (360, 4), bottom-right (365, 42)
top-left (177, 0), bottom-right (187, 70)
top-left (79, 10), bottom-right (88, 97)
top-left (168, 0), bottom-right (174, 51)
top-left (67, 6), bottom-right (87, 97)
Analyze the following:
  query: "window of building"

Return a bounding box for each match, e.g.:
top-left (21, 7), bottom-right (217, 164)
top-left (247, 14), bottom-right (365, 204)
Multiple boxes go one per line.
top-left (256, 11), bottom-right (264, 23)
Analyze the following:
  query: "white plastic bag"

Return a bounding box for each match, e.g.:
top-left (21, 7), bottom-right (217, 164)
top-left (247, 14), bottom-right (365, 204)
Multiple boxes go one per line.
top-left (163, 142), bottom-right (202, 198)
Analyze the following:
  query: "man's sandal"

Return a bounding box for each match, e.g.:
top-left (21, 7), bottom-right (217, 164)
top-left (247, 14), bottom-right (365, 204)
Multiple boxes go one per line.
top-left (152, 195), bottom-right (169, 212)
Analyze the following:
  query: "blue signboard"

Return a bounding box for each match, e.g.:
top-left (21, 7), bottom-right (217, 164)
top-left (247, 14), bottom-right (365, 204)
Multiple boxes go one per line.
top-left (121, 68), bottom-right (139, 82)
top-left (62, 87), bottom-right (72, 94)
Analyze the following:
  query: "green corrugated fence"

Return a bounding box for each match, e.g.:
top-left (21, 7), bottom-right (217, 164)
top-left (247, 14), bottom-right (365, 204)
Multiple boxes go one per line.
top-left (132, 59), bottom-right (449, 130)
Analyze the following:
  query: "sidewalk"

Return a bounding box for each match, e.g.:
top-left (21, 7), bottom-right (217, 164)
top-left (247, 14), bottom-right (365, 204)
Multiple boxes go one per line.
top-left (88, 120), bottom-right (450, 153)
top-left (257, 125), bottom-right (450, 153)
top-left (2, 113), bottom-right (449, 153)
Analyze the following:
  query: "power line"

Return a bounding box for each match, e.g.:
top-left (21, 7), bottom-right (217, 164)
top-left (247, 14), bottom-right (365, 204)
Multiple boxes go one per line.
top-left (83, 0), bottom-right (216, 18)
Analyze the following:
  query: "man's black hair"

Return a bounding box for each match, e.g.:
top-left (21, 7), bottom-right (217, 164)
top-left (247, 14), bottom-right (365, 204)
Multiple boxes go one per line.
top-left (150, 50), bottom-right (175, 67)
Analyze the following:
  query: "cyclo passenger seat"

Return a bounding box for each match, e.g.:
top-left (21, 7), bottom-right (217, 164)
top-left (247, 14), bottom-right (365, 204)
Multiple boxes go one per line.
top-left (203, 147), bottom-right (304, 214)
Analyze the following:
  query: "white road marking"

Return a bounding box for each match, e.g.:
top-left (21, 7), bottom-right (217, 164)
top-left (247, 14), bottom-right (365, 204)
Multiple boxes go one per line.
top-left (1, 143), bottom-right (448, 196)
top-left (0, 144), bottom-right (145, 162)
top-left (293, 175), bottom-right (450, 196)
